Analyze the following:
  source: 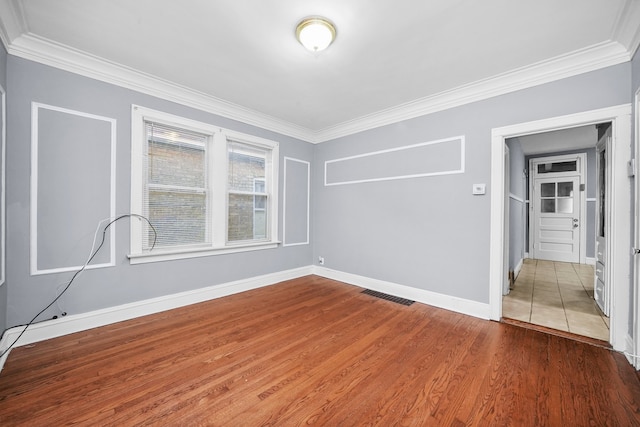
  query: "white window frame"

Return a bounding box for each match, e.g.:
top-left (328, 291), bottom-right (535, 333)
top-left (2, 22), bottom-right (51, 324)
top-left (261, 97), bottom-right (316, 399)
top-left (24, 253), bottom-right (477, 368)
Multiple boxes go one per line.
top-left (252, 177), bottom-right (267, 239)
top-left (130, 105), bottom-right (279, 264)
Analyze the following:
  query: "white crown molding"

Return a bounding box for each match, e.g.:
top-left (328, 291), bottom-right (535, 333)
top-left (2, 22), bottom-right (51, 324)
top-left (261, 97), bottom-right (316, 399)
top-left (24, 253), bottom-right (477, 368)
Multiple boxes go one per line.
top-left (313, 41), bottom-right (631, 143)
top-left (612, 0), bottom-right (640, 57)
top-left (0, 25), bottom-right (634, 145)
top-left (0, 0), bottom-right (26, 49)
top-left (7, 33), bottom-right (316, 143)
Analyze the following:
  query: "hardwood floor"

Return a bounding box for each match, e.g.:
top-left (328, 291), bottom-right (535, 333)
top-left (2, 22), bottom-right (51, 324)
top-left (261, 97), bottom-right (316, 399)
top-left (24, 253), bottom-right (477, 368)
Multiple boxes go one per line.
top-left (1, 275), bottom-right (639, 426)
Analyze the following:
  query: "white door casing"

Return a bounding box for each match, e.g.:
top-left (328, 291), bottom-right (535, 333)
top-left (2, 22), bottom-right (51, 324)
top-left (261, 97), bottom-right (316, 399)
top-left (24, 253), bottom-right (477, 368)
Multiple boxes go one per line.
top-left (490, 104), bottom-right (631, 353)
top-left (503, 146), bottom-right (510, 295)
top-left (634, 88), bottom-right (640, 369)
top-left (595, 127), bottom-right (609, 315)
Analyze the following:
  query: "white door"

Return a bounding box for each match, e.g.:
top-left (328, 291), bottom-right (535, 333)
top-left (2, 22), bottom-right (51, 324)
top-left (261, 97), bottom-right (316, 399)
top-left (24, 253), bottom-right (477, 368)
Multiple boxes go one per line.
top-left (595, 126), bottom-right (609, 314)
top-left (532, 176), bottom-right (581, 263)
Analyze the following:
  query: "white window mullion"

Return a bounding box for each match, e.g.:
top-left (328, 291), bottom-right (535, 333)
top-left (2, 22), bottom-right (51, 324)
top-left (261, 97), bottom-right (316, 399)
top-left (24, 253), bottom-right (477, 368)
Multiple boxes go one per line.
top-left (130, 105), bottom-right (146, 254)
top-left (268, 143), bottom-right (279, 243)
top-left (211, 132), bottom-right (227, 247)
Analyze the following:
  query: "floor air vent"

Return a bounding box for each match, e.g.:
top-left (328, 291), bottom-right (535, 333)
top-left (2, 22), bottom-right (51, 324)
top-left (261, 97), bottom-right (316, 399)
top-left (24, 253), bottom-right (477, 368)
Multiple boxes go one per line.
top-left (361, 289), bottom-right (414, 306)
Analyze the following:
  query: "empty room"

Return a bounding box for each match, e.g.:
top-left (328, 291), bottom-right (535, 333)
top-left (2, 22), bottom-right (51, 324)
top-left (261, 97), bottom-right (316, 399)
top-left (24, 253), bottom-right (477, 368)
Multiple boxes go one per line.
top-left (1, 1), bottom-right (640, 425)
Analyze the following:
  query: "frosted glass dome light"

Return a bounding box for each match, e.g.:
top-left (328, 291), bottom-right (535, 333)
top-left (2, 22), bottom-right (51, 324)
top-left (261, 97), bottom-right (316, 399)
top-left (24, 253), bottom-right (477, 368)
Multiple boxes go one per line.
top-left (296, 17), bottom-right (336, 52)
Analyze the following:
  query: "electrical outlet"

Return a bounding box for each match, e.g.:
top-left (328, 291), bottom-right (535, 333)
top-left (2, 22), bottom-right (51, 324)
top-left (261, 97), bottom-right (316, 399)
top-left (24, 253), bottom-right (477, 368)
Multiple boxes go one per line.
top-left (318, 256), bottom-right (325, 265)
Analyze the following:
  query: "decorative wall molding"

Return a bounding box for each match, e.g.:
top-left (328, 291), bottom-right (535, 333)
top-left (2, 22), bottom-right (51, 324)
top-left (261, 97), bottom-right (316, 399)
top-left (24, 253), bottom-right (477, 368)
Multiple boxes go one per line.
top-left (312, 266), bottom-right (491, 320)
top-left (325, 136), bottom-right (465, 186)
top-left (30, 102), bottom-right (117, 275)
top-left (0, 265), bottom-right (314, 372)
top-left (283, 157), bottom-right (310, 247)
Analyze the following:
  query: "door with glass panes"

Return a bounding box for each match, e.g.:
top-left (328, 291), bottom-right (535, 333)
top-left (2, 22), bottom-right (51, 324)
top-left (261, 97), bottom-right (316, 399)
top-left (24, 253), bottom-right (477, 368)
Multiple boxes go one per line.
top-left (532, 176), bottom-right (581, 263)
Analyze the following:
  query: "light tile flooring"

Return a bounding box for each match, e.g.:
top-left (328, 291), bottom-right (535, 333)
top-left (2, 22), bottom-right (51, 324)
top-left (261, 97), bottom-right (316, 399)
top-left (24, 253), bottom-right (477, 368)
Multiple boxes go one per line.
top-left (502, 259), bottom-right (610, 341)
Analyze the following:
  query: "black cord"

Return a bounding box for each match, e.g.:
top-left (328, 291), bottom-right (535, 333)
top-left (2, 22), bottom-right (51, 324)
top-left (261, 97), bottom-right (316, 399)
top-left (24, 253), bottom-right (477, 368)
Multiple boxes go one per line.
top-left (0, 214), bottom-right (156, 359)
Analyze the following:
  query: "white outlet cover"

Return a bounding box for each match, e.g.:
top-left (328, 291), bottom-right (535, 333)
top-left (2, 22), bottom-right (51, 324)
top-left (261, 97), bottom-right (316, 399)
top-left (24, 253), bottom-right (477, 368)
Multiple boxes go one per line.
top-left (473, 183), bottom-right (486, 195)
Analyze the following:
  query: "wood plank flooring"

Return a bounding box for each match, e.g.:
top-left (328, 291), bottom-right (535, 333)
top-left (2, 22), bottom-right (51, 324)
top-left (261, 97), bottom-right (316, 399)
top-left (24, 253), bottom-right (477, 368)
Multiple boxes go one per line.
top-left (1, 275), bottom-right (639, 426)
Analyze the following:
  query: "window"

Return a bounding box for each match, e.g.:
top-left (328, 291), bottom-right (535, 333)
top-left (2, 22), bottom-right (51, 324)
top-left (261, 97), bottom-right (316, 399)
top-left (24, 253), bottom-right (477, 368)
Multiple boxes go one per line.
top-left (130, 106), bottom-right (279, 263)
top-left (540, 181), bottom-right (574, 214)
top-left (537, 160), bottom-right (577, 174)
top-left (252, 178), bottom-right (267, 240)
top-left (144, 122), bottom-right (209, 249)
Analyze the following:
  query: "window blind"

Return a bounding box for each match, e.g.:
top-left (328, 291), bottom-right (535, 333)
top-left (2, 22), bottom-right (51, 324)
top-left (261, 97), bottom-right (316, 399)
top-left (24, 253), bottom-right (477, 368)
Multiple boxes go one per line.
top-left (143, 121), bottom-right (210, 249)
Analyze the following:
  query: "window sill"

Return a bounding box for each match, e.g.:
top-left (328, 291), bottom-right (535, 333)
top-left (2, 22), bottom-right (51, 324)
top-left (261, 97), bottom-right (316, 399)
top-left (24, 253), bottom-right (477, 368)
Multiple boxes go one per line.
top-left (128, 241), bottom-right (280, 265)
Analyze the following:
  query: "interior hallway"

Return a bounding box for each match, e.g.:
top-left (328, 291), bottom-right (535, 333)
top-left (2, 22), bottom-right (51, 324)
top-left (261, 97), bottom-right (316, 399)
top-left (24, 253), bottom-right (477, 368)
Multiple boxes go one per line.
top-left (502, 259), bottom-right (609, 341)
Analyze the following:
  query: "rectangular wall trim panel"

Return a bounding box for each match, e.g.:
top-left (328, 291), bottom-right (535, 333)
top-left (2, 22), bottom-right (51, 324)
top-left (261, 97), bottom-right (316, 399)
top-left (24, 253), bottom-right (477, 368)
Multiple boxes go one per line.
top-left (324, 136), bottom-right (465, 186)
top-left (283, 157), bottom-right (310, 246)
top-left (30, 103), bottom-right (117, 275)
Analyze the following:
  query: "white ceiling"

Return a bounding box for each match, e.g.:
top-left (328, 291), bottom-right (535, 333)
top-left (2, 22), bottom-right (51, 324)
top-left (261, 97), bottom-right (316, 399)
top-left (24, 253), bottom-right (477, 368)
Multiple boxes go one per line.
top-left (0, 0), bottom-right (639, 143)
top-left (513, 125), bottom-right (599, 156)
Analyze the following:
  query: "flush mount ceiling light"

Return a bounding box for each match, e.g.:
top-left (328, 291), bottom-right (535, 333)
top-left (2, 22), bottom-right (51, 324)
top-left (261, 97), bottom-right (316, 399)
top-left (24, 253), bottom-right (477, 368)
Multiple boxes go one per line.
top-left (295, 17), bottom-right (336, 52)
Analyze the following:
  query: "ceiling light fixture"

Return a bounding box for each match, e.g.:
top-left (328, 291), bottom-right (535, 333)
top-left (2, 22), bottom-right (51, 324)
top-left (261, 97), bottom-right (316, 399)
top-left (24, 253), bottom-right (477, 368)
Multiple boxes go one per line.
top-left (295, 17), bottom-right (336, 52)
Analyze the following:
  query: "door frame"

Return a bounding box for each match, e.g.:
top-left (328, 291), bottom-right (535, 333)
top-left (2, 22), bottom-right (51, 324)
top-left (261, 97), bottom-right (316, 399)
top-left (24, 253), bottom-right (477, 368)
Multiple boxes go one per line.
top-left (528, 153), bottom-right (587, 264)
top-left (595, 132), bottom-right (609, 315)
top-left (489, 104), bottom-right (631, 352)
top-left (634, 88), bottom-right (640, 368)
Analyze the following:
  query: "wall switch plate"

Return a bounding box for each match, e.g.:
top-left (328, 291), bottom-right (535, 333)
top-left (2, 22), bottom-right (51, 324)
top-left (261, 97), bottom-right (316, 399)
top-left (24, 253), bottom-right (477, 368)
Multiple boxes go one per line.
top-left (472, 183), bottom-right (486, 195)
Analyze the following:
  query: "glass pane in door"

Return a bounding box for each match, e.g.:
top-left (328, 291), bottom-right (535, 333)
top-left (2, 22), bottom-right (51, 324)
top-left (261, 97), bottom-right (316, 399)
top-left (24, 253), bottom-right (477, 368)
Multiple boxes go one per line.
top-left (557, 198), bottom-right (573, 213)
top-left (541, 199), bottom-right (555, 213)
top-left (557, 181), bottom-right (573, 197)
top-left (541, 183), bottom-right (555, 197)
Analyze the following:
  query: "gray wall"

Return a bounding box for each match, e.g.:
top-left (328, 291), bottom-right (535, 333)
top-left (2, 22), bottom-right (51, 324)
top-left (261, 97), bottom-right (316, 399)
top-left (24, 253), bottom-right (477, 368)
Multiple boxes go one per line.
top-left (314, 63), bottom-right (630, 304)
top-left (1, 52), bottom-right (636, 329)
top-left (0, 42), bottom-right (6, 335)
top-left (6, 56), bottom-right (314, 326)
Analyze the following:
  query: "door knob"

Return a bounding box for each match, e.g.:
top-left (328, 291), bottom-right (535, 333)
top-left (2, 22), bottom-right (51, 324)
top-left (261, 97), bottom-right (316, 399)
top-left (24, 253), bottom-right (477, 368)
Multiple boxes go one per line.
top-left (573, 218), bottom-right (579, 222)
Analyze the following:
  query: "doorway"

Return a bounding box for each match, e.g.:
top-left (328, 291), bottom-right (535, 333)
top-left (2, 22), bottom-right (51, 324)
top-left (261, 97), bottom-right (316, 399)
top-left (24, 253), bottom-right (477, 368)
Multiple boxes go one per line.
top-left (505, 135), bottom-right (602, 340)
top-left (489, 104), bottom-right (632, 351)
top-left (503, 259), bottom-right (608, 340)
top-left (530, 154), bottom-right (586, 264)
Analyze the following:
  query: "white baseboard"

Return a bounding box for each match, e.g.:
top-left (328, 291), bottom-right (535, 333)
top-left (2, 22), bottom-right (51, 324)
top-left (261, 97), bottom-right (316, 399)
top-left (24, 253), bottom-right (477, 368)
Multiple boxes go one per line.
top-left (624, 333), bottom-right (638, 369)
top-left (514, 258), bottom-right (524, 280)
top-left (0, 265), bottom-right (313, 371)
top-left (312, 266), bottom-right (491, 320)
top-left (0, 264), bottom-right (493, 373)
top-left (585, 257), bottom-right (596, 265)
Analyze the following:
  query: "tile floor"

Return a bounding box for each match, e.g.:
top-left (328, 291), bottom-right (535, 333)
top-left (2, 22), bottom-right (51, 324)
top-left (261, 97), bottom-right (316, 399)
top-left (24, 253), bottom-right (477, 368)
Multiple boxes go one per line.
top-left (502, 259), bottom-right (610, 341)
